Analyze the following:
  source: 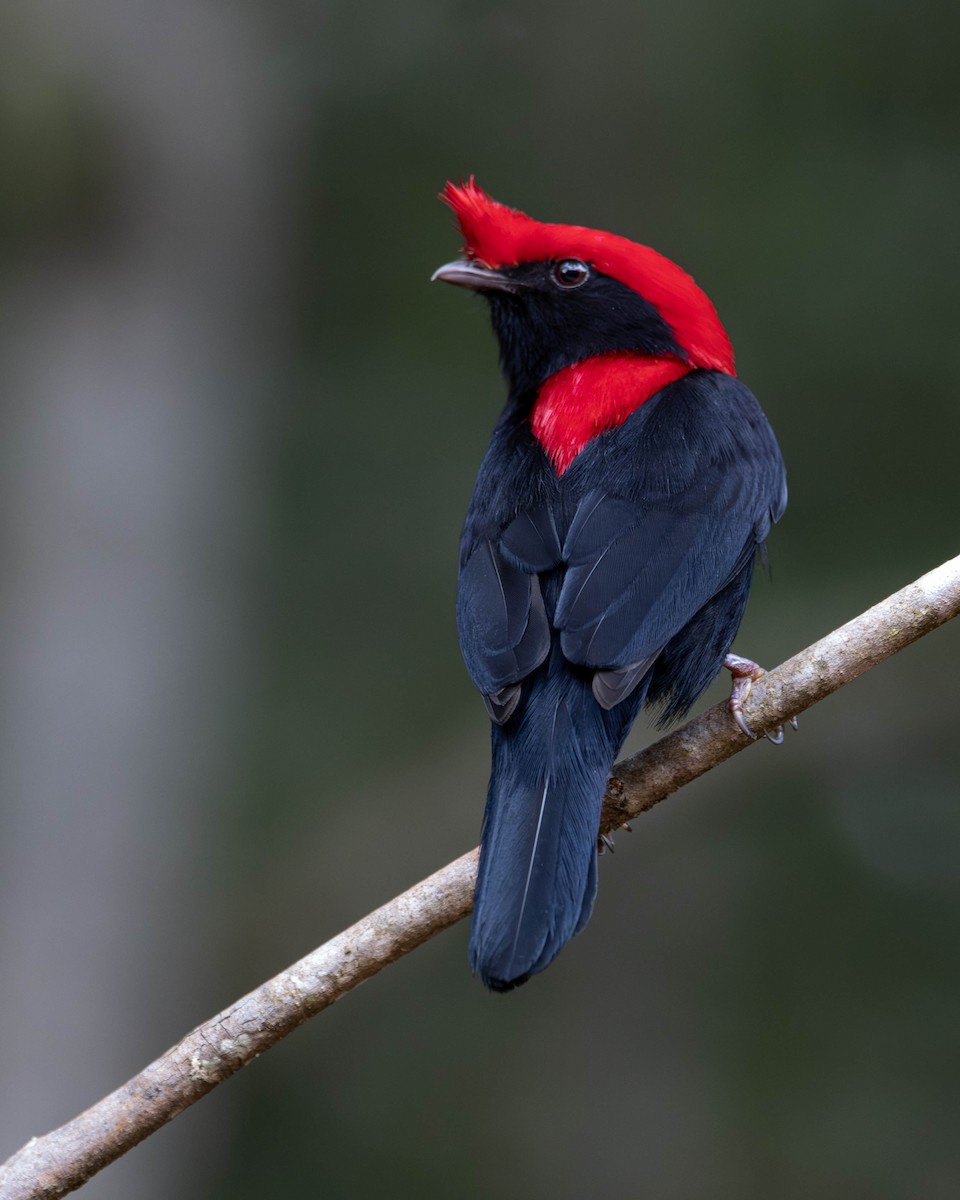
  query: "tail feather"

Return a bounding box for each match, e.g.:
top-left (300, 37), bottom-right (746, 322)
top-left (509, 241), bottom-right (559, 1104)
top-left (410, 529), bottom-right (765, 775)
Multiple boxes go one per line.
top-left (469, 668), bottom-right (632, 991)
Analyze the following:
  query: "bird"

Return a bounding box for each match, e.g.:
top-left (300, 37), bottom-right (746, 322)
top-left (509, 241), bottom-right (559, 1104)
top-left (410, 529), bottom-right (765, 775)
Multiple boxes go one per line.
top-left (432, 179), bottom-right (786, 991)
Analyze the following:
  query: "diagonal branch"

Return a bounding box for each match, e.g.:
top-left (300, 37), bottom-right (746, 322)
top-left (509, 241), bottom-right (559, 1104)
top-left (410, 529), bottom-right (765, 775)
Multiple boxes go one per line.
top-left (2, 552), bottom-right (959, 1200)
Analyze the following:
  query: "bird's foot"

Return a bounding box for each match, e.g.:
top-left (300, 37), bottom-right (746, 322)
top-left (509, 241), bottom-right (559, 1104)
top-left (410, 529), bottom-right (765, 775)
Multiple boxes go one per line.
top-left (723, 653), bottom-right (797, 743)
top-left (597, 822), bottom-right (632, 855)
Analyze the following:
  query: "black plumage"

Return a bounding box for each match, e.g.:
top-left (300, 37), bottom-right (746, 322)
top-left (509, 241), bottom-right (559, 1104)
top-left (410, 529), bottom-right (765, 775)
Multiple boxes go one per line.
top-left (434, 185), bottom-right (786, 991)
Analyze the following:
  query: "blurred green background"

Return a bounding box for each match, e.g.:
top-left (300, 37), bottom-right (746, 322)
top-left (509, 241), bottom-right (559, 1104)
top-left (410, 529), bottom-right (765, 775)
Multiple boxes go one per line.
top-left (1, 2), bottom-right (958, 1197)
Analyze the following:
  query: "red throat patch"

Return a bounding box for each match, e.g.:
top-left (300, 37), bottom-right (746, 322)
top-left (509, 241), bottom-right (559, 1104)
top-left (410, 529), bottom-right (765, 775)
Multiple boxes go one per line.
top-left (532, 353), bottom-right (691, 474)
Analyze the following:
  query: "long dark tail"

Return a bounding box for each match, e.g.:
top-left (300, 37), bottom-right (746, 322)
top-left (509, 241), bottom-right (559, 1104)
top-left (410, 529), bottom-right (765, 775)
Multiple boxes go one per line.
top-left (468, 662), bottom-right (639, 991)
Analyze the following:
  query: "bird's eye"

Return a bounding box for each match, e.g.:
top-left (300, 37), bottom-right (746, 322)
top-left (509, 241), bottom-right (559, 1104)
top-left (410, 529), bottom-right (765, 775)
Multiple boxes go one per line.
top-left (552, 259), bottom-right (589, 288)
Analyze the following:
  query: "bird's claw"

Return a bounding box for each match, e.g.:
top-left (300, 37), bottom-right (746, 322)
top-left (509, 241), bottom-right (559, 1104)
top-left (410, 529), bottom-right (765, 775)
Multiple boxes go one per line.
top-left (724, 653), bottom-right (796, 745)
top-left (731, 706), bottom-right (758, 740)
top-left (598, 820), bottom-right (633, 855)
top-left (724, 653), bottom-right (763, 739)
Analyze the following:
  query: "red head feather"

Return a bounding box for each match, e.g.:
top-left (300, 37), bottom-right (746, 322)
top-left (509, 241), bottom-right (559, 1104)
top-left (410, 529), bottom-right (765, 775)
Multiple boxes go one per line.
top-left (441, 178), bottom-right (735, 376)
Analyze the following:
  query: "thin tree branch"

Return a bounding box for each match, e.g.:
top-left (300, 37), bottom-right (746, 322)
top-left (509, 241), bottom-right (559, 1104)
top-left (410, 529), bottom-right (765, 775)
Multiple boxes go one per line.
top-left (603, 551), bottom-right (960, 827)
top-left (2, 552), bottom-right (959, 1200)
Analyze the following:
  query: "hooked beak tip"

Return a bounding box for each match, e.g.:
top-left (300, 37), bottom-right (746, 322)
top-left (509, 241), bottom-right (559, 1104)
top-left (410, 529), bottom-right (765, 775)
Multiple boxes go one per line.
top-left (431, 260), bottom-right (518, 293)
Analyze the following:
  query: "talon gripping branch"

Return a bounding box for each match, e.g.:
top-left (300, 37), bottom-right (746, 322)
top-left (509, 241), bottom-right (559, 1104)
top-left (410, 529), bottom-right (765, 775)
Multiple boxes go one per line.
top-left (433, 181), bottom-right (786, 991)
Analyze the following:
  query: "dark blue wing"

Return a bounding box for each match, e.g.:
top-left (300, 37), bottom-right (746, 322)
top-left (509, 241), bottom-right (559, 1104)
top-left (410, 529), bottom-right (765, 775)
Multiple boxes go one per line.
top-left (554, 373), bottom-right (786, 698)
top-left (556, 474), bottom-right (757, 668)
top-left (458, 371), bottom-right (786, 719)
top-left (456, 503), bottom-right (562, 721)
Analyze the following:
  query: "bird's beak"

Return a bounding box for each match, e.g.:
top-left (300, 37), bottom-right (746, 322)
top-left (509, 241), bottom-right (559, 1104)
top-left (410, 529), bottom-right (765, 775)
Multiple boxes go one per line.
top-left (431, 260), bottom-right (520, 294)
